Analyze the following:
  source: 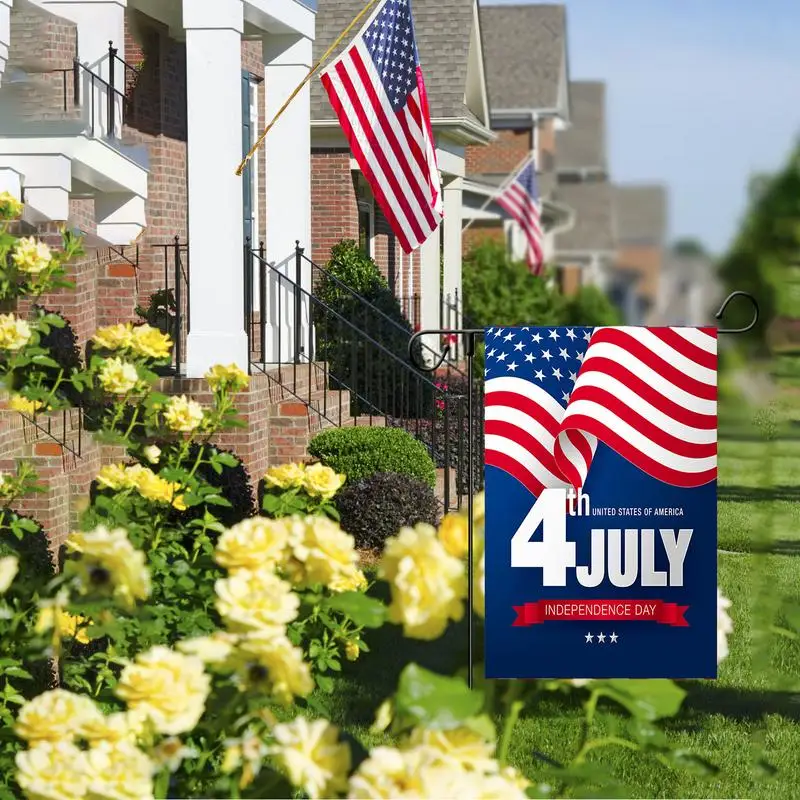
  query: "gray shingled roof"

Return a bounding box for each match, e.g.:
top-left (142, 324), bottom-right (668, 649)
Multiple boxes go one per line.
top-left (479, 4), bottom-right (566, 111)
top-left (613, 184), bottom-right (668, 244)
top-left (556, 81), bottom-right (606, 171)
top-left (310, 0), bottom-right (479, 122)
top-left (553, 181), bottom-right (615, 252)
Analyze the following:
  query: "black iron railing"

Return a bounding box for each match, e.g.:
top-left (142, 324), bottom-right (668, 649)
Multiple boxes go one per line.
top-left (243, 242), bottom-right (482, 511)
top-left (399, 294), bottom-right (421, 330)
top-left (19, 407), bottom-right (84, 469)
top-left (148, 236), bottom-right (189, 376)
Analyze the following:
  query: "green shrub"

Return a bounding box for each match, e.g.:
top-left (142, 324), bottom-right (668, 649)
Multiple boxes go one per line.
top-left (336, 471), bottom-right (440, 551)
top-left (308, 426), bottom-right (436, 488)
top-left (314, 240), bottom-right (432, 417)
top-left (561, 285), bottom-right (623, 327)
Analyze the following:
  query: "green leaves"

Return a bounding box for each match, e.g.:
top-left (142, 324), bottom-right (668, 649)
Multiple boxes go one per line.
top-left (593, 679), bottom-right (686, 721)
top-left (395, 664), bottom-right (483, 729)
top-left (323, 592), bottom-right (386, 629)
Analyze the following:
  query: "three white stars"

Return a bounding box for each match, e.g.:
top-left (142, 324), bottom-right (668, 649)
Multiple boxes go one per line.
top-left (585, 632), bottom-right (619, 644)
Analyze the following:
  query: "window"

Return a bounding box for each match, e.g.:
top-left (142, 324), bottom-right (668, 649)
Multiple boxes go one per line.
top-left (357, 200), bottom-right (373, 257)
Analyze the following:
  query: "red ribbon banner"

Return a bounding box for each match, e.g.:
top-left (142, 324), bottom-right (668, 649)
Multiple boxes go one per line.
top-left (512, 600), bottom-right (689, 628)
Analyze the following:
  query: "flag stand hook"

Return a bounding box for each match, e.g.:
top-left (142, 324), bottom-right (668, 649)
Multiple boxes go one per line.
top-left (407, 289), bottom-right (759, 691)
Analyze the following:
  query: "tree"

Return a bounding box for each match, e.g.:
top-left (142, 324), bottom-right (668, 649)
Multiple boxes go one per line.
top-left (671, 238), bottom-right (708, 258)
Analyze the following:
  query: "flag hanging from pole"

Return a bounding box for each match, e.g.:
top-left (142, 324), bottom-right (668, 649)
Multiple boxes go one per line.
top-left (319, 0), bottom-right (443, 254)
top-left (494, 157), bottom-right (545, 275)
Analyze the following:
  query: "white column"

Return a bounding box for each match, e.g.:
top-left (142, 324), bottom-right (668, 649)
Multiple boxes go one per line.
top-left (418, 223), bottom-right (442, 360)
top-left (183, 0), bottom-right (247, 377)
top-left (262, 34), bottom-right (312, 363)
top-left (0, 0), bottom-right (11, 85)
top-left (441, 176), bottom-right (462, 329)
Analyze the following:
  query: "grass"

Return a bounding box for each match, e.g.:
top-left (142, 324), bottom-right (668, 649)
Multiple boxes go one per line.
top-left (313, 367), bottom-right (800, 799)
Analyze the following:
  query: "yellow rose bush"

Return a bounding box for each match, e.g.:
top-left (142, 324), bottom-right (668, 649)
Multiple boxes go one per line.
top-left (261, 459), bottom-right (346, 519)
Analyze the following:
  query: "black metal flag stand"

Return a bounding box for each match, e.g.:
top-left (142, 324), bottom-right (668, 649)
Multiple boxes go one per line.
top-left (408, 290), bottom-right (760, 690)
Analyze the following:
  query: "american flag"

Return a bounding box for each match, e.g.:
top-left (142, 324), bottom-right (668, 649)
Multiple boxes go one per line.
top-left (494, 157), bottom-right (544, 275)
top-left (320, 0), bottom-right (443, 254)
top-left (484, 326), bottom-right (717, 496)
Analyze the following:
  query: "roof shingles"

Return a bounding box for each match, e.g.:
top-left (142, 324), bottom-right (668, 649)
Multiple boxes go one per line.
top-left (554, 182), bottom-right (615, 253)
top-left (556, 81), bottom-right (606, 172)
top-left (613, 184), bottom-right (668, 244)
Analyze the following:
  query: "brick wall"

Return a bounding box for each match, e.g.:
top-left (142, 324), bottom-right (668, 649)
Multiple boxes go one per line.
top-left (310, 150), bottom-right (359, 266)
top-left (537, 118), bottom-right (556, 172)
top-left (462, 221), bottom-right (504, 257)
top-left (617, 245), bottom-right (661, 304)
top-left (561, 264), bottom-right (582, 297)
top-left (466, 128), bottom-right (532, 175)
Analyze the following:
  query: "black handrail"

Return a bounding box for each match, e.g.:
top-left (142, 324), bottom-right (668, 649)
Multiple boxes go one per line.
top-left (149, 236), bottom-right (189, 376)
top-left (19, 407), bottom-right (83, 466)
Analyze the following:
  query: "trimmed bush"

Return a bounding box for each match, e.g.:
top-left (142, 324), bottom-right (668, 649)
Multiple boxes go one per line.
top-left (336, 471), bottom-right (440, 551)
top-left (308, 426), bottom-right (436, 488)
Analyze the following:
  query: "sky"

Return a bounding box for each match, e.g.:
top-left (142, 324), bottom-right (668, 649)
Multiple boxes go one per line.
top-left (486, 0), bottom-right (800, 254)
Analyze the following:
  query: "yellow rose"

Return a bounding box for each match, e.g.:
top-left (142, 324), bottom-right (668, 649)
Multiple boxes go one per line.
top-left (302, 462), bottom-right (345, 500)
top-left (163, 395), bottom-right (204, 433)
top-left (93, 323), bottom-right (134, 352)
top-left (35, 606), bottom-right (92, 645)
top-left (233, 632), bottom-right (314, 704)
top-left (115, 645), bottom-right (210, 736)
top-left (150, 737), bottom-right (197, 773)
top-left (344, 641), bottom-right (360, 662)
top-left (143, 445), bottom-right (161, 464)
top-left (131, 324), bottom-right (172, 360)
top-left (15, 689), bottom-right (100, 743)
top-left (98, 357), bottom-right (139, 395)
top-left (176, 632), bottom-right (239, 666)
top-left (0, 190), bottom-right (23, 219)
top-left (379, 523), bottom-right (467, 640)
top-left (205, 363), bottom-right (249, 392)
top-left (437, 512), bottom-right (469, 559)
top-left (85, 740), bottom-right (155, 800)
top-left (66, 525), bottom-right (151, 609)
top-left (130, 467), bottom-right (181, 506)
top-left (8, 394), bottom-right (44, 416)
top-left (328, 568), bottom-right (368, 593)
top-left (403, 726), bottom-right (497, 774)
top-left (263, 462), bottom-right (306, 491)
top-left (82, 710), bottom-right (145, 745)
top-left (95, 464), bottom-right (133, 491)
top-left (12, 236), bottom-right (52, 274)
top-left (475, 767), bottom-right (530, 799)
top-left (0, 313), bottom-right (33, 351)
top-left (270, 717), bottom-right (351, 800)
top-left (215, 568), bottom-right (299, 633)
top-left (0, 555), bottom-right (19, 594)
top-left (348, 745), bottom-right (473, 799)
top-left (15, 741), bottom-right (89, 800)
top-left (214, 517), bottom-right (290, 573)
top-left (283, 515), bottom-right (363, 593)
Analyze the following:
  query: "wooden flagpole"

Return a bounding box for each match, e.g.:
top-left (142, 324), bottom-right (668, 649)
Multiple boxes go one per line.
top-left (235, 0), bottom-right (381, 176)
top-left (460, 150), bottom-right (535, 234)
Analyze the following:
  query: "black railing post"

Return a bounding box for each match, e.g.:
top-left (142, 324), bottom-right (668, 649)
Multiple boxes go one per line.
top-left (72, 58), bottom-right (80, 109)
top-left (244, 237), bottom-right (252, 357)
top-left (107, 41), bottom-right (116, 137)
top-left (173, 235), bottom-right (182, 372)
top-left (294, 241), bottom-right (303, 365)
top-left (258, 242), bottom-right (267, 365)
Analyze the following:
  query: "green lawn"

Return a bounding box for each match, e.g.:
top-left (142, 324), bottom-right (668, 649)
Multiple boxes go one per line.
top-left (317, 374), bottom-right (800, 799)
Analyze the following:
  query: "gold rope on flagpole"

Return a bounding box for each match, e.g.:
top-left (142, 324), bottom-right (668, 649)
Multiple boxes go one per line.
top-left (461, 150), bottom-right (536, 234)
top-left (235, 0), bottom-right (382, 176)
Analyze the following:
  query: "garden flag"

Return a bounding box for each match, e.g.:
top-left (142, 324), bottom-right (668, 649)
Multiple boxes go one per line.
top-left (483, 325), bottom-right (718, 679)
top-left (320, 0), bottom-right (443, 254)
top-left (494, 156), bottom-right (544, 275)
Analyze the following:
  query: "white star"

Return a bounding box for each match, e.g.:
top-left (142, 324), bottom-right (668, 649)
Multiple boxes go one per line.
top-left (494, 329), bottom-right (503, 338)
top-left (585, 632), bottom-right (593, 643)
top-left (541, 349), bottom-right (553, 361)
top-left (583, 330), bottom-right (592, 341)
top-left (532, 332), bottom-right (542, 343)
top-left (521, 326), bottom-right (530, 331)
top-left (576, 352), bottom-right (585, 362)
top-left (534, 370), bottom-right (545, 381)
top-left (484, 368), bottom-right (489, 376)
top-left (610, 632), bottom-right (618, 643)
top-left (559, 347), bottom-right (569, 360)
top-left (486, 327), bottom-right (494, 335)
top-left (561, 391), bottom-right (570, 403)
top-left (566, 329), bottom-right (577, 340)
top-left (497, 352), bottom-right (508, 361)
top-left (548, 329), bottom-right (559, 340)
top-left (524, 352), bottom-right (535, 363)
top-left (486, 348), bottom-right (496, 358)
top-left (552, 367), bottom-right (562, 380)
top-left (514, 341), bottom-right (524, 351)
top-left (597, 632), bottom-right (606, 643)
top-left (503, 331), bottom-right (515, 342)
top-left (569, 371), bottom-right (577, 382)
top-left (507, 361), bottom-right (518, 372)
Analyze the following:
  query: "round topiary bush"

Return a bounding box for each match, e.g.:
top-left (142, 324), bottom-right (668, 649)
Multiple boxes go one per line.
top-left (307, 426), bottom-right (436, 487)
top-left (335, 471), bottom-right (440, 551)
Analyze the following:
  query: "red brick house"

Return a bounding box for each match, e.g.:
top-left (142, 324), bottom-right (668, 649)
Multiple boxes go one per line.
top-left (461, 4), bottom-right (574, 270)
top-left (308, 0), bottom-right (493, 344)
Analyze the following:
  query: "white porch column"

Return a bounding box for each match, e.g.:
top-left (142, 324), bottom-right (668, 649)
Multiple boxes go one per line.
top-left (0, 0), bottom-right (11, 85)
top-left (183, 0), bottom-right (247, 377)
top-left (441, 176), bottom-right (462, 329)
top-left (418, 222), bottom-right (442, 360)
top-left (262, 34), bottom-right (312, 363)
